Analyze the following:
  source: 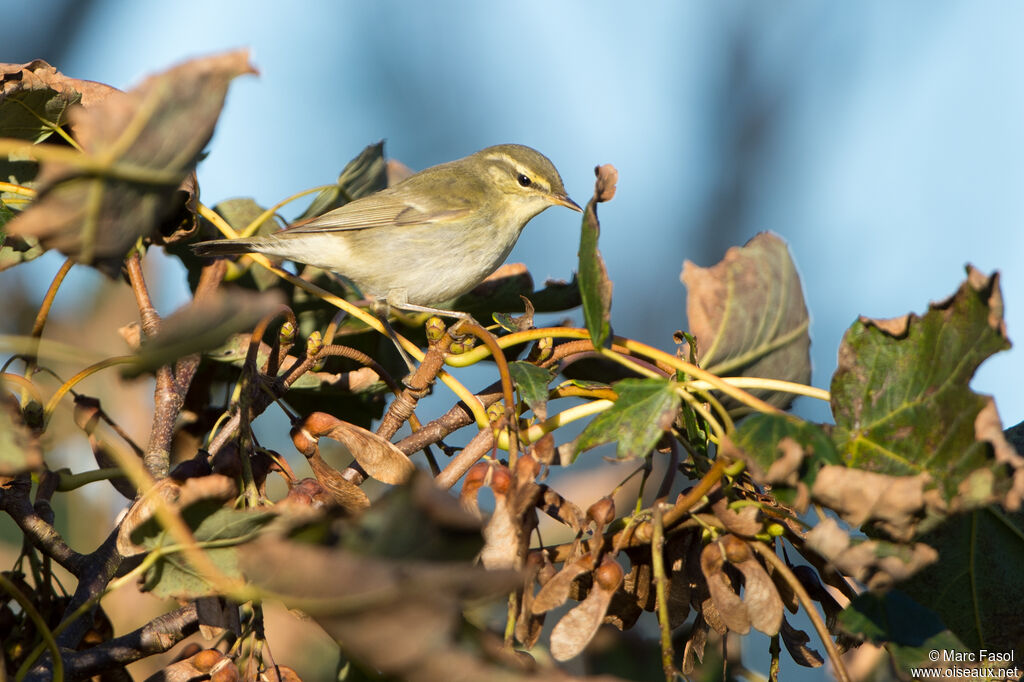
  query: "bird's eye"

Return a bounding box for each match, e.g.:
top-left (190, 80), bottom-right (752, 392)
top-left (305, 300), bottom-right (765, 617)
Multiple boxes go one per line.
top-left (516, 173), bottom-right (532, 187)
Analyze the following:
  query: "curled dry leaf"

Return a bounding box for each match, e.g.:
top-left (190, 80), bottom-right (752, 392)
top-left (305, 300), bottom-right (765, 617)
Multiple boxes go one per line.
top-left (975, 398), bottom-right (1024, 511)
top-left (681, 617), bottom-right (710, 675)
top-left (811, 465), bottom-right (932, 542)
top-left (593, 164), bottom-right (618, 203)
top-left (549, 556), bottom-right (623, 661)
top-left (531, 552), bottom-right (596, 614)
top-left (804, 517), bottom-right (938, 589)
top-left (116, 474), bottom-right (238, 556)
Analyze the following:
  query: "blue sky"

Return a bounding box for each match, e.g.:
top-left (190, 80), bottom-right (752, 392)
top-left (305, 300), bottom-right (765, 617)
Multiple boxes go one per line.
top-left (8, 1), bottom-right (1021, 427)
top-left (6, 2), bottom-right (1024, 678)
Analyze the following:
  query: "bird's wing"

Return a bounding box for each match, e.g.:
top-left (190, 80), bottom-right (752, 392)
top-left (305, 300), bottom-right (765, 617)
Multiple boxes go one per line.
top-left (282, 188), bottom-right (473, 234)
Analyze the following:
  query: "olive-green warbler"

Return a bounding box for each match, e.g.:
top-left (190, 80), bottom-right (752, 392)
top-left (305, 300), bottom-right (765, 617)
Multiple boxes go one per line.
top-left (193, 144), bottom-right (581, 316)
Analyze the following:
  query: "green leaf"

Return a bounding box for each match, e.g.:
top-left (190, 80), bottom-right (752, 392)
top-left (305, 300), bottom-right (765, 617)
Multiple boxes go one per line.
top-left (297, 141), bottom-right (387, 221)
top-left (681, 232), bottom-right (810, 410)
top-left (732, 413), bottom-right (840, 506)
top-left (509, 361), bottom-right (555, 418)
top-left (578, 169), bottom-right (614, 349)
top-left (830, 267), bottom-right (1011, 503)
top-left (138, 507), bottom-right (276, 598)
top-left (897, 507), bottom-right (1024, 651)
top-left (575, 378), bottom-right (680, 459)
top-left (837, 590), bottom-right (969, 673)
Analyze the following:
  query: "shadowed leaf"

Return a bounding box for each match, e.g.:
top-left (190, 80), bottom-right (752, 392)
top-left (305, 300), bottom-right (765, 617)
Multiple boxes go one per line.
top-left (296, 141), bottom-right (388, 221)
top-left (509, 361), bottom-right (555, 419)
top-left (898, 507), bottom-right (1024, 651)
top-left (838, 590), bottom-right (968, 674)
top-left (682, 232), bottom-right (810, 410)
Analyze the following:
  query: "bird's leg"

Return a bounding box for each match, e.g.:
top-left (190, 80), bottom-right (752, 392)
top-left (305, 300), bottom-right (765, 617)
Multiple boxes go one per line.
top-left (370, 300), bottom-right (419, 377)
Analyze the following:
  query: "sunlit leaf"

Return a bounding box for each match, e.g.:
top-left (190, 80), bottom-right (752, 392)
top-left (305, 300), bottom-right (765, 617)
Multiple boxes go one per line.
top-left (830, 267), bottom-right (1011, 504)
top-left (575, 378), bottom-right (680, 459)
top-left (682, 232), bottom-right (810, 410)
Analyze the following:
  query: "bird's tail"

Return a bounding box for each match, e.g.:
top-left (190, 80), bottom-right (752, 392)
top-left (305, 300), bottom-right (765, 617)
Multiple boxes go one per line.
top-left (192, 239), bottom-right (259, 258)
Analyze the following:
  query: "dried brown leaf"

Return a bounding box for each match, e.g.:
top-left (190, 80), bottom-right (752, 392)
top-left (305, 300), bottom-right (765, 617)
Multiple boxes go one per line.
top-left (594, 164), bottom-right (618, 203)
top-left (811, 465), bottom-right (931, 542)
top-left (7, 51), bottom-right (255, 266)
top-left (975, 399), bottom-right (1024, 511)
top-left (681, 617), bottom-right (710, 675)
top-left (804, 517), bottom-right (938, 589)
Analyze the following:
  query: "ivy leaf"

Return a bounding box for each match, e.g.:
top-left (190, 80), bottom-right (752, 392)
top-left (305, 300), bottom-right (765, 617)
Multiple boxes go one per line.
top-left (897, 507), bottom-right (1024, 651)
top-left (575, 378), bottom-right (680, 459)
top-left (296, 141), bottom-right (387, 221)
top-left (830, 267), bottom-right (1011, 504)
top-left (681, 232), bottom-right (810, 410)
top-left (578, 164), bottom-right (617, 349)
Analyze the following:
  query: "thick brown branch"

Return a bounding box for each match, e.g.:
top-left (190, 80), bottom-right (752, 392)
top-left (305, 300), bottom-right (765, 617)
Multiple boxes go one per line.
top-left (0, 474), bottom-right (85, 574)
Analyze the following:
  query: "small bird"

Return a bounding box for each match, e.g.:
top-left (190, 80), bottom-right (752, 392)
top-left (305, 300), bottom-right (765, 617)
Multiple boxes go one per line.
top-left (193, 144), bottom-right (582, 318)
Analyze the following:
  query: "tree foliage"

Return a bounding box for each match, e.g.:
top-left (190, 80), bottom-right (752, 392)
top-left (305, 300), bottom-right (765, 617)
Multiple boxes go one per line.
top-left (1, 52), bottom-right (1021, 681)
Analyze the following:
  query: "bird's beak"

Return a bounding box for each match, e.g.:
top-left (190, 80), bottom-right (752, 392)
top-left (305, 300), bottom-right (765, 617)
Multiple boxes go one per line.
top-left (551, 193), bottom-right (583, 212)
